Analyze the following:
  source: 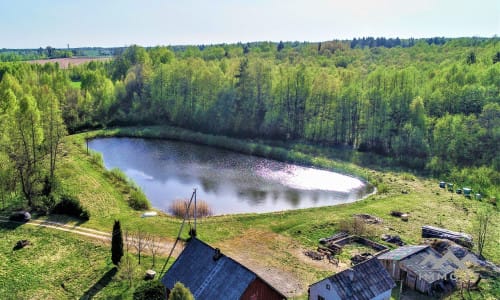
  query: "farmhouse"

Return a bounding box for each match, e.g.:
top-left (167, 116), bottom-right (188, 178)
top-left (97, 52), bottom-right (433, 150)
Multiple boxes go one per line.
top-left (308, 258), bottom-right (395, 300)
top-left (377, 245), bottom-right (458, 295)
top-left (161, 238), bottom-right (286, 300)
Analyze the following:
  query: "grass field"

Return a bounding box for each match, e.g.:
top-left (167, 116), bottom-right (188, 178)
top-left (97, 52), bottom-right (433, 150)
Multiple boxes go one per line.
top-left (27, 57), bottom-right (112, 69)
top-left (1, 126), bottom-right (498, 299)
top-left (0, 222), bottom-right (140, 299)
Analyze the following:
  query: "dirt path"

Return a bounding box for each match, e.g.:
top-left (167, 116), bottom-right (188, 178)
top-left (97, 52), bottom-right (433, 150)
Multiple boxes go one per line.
top-left (0, 217), bottom-right (181, 256)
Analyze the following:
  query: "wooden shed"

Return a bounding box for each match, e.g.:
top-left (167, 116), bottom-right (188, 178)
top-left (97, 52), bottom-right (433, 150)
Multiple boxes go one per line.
top-left (161, 238), bottom-right (286, 300)
top-left (378, 246), bottom-right (457, 295)
top-left (309, 258), bottom-right (395, 300)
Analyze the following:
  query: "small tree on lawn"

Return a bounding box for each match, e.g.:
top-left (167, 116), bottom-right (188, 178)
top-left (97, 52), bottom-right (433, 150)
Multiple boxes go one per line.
top-left (475, 208), bottom-right (493, 257)
top-left (112, 220), bottom-right (124, 265)
top-left (170, 282), bottom-right (194, 300)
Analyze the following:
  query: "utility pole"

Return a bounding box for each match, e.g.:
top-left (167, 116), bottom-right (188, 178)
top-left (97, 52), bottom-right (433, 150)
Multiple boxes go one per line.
top-left (194, 188), bottom-right (197, 235)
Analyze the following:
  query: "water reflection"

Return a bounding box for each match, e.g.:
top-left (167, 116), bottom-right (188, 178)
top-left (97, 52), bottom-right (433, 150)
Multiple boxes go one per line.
top-left (89, 138), bottom-right (373, 214)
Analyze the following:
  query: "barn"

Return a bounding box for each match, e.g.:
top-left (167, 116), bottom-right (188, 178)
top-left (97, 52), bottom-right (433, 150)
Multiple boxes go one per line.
top-left (161, 238), bottom-right (286, 300)
top-left (308, 258), bottom-right (395, 300)
top-left (378, 245), bottom-right (457, 295)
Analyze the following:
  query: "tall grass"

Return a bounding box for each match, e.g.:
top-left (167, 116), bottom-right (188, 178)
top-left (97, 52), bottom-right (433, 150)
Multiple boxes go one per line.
top-left (168, 199), bottom-right (213, 218)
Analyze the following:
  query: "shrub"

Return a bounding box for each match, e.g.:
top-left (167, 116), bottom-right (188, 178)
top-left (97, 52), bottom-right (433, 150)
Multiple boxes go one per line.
top-left (89, 150), bottom-right (104, 167)
top-left (133, 280), bottom-right (166, 300)
top-left (129, 189), bottom-right (150, 210)
top-left (38, 195), bottom-right (56, 215)
top-left (168, 199), bottom-right (213, 218)
top-left (376, 182), bottom-right (388, 194)
top-left (109, 168), bottom-right (128, 184)
top-left (339, 216), bottom-right (373, 236)
top-left (169, 282), bottom-right (194, 300)
top-left (53, 194), bottom-right (90, 220)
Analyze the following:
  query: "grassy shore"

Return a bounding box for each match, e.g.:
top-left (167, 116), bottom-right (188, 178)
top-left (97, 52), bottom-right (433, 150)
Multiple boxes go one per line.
top-left (1, 125), bottom-right (498, 299)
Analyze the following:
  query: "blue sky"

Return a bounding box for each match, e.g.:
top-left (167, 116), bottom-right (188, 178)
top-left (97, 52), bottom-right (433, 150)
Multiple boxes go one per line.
top-left (1, 0), bottom-right (498, 48)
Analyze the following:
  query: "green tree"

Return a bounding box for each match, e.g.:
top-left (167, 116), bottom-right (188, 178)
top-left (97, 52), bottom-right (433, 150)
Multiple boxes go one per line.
top-left (10, 94), bottom-right (44, 206)
top-left (466, 51), bottom-right (476, 64)
top-left (169, 282), bottom-right (194, 300)
top-left (38, 86), bottom-right (66, 191)
top-left (111, 220), bottom-right (124, 266)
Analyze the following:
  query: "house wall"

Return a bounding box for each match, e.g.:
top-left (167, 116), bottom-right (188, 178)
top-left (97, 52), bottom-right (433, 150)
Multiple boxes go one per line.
top-left (240, 277), bottom-right (285, 300)
top-left (416, 277), bottom-right (431, 294)
top-left (309, 280), bottom-right (340, 300)
top-left (309, 282), bottom-right (391, 300)
top-left (371, 289), bottom-right (392, 300)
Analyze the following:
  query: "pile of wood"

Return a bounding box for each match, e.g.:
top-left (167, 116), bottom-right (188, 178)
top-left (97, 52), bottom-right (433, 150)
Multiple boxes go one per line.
top-left (350, 252), bottom-right (373, 265)
top-left (381, 234), bottom-right (404, 246)
top-left (304, 250), bottom-right (324, 261)
top-left (319, 231), bottom-right (348, 245)
top-left (354, 213), bottom-right (383, 224)
top-left (390, 211), bottom-right (409, 221)
top-left (422, 225), bottom-right (473, 249)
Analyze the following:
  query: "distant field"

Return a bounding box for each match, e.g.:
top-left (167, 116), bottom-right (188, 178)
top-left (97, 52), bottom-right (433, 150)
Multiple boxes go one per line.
top-left (28, 57), bottom-right (112, 69)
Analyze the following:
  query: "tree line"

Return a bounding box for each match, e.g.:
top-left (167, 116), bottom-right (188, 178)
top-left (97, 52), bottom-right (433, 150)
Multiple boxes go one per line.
top-left (0, 38), bottom-right (499, 209)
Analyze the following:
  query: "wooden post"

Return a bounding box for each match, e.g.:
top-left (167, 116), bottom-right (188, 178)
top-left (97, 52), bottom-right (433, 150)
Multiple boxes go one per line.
top-left (399, 279), bottom-right (403, 299)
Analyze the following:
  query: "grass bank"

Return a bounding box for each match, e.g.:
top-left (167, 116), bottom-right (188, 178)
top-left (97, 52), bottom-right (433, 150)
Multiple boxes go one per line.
top-left (3, 125), bottom-right (497, 299)
top-left (0, 222), bottom-right (161, 299)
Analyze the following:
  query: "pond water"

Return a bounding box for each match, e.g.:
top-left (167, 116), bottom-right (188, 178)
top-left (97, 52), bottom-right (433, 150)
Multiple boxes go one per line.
top-left (88, 138), bottom-right (373, 215)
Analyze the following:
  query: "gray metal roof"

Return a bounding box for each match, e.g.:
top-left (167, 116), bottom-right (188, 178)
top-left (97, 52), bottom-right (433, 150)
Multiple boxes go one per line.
top-left (310, 258), bottom-right (396, 300)
top-left (161, 238), bottom-right (285, 300)
top-left (377, 245), bottom-right (428, 261)
top-left (400, 248), bottom-right (457, 284)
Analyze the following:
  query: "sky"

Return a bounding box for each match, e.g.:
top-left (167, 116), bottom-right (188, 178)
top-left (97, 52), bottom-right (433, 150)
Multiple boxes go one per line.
top-left (0, 0), bottom-right (498, 48)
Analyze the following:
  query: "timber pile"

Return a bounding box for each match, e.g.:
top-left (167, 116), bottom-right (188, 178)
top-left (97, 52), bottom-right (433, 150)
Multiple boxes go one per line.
top-left (381, 234), bottom-right (404, 246)
top-left (350, 253), bottom-right (373, 265)
top-left (319, 231), bottom-right (348, 244)
top-left (304, 250), bottom-right (324, 261)
top-left (354, 214), bottom-right (383, 224)
top-left (422, 225), bottom-right (473, 249)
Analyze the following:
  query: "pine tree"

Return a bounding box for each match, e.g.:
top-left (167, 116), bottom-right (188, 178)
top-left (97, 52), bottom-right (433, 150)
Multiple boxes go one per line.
top-left (111, 220), bottom-right (124, 266)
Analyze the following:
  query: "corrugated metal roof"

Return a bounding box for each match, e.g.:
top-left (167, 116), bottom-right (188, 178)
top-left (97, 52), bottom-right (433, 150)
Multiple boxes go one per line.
top-left (161, 238), bottom-right (285, 300)
top-left (377, 245), bottom-right (428, 261)
top-left (310, 258), bottom-right (396, 300)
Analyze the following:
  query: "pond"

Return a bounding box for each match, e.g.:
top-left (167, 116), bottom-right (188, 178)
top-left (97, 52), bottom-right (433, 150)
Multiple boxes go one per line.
top-left (88, 138), bottom-right (374, 215)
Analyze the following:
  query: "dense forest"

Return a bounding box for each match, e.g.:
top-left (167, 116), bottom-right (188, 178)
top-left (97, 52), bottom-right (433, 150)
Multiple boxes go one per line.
top-left (0, 37), bottom-right (499, 209)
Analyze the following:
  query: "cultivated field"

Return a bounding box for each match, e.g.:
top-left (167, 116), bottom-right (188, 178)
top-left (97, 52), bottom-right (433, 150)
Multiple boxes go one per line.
top-left (28, 57), bottom-right (112, 69)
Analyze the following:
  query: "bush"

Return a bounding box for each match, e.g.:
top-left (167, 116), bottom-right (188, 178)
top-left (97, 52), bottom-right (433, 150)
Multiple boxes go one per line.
top-left (133, 280), bottom-right (166, 300)
top-left (169, 282), bottom-right (194, 300)
top-left (129, 189), bottom-right (150, 210)
top-left (168, 199), bottom-right (213, 218)
top-left (109, 168), bottom-right (128, 184)
top-left (89, 150), bottom-right (104, 167)
top-left (38, 195), bottom-right (55, 215)
top-left (52, 194), bottom-right (90, 220)
top-left (338, 216), bottom-right (373, 236)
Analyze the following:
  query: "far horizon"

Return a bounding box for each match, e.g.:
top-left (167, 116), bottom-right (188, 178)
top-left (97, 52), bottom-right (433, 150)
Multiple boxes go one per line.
top-left (1, 35), bottom-right (498, 51)
top-left (1, 0), bottom-right (498, 49)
